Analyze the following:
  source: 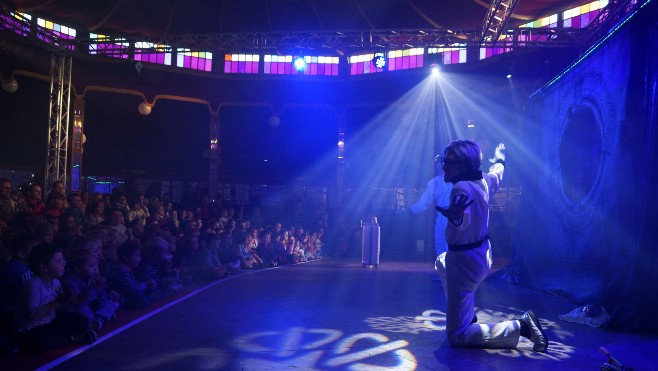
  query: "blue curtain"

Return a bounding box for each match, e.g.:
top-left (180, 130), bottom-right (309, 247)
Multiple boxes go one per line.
top-left (514, 2), bottom-right (658, 333)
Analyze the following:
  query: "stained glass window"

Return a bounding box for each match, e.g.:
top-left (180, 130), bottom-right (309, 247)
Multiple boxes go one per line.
top-left (519, 14), bottom-right (559, 29)
top-left (563, 0), bottom-right (609, 28)
top-left (224, 54), bottom-right (260, 74)
top-left (0, 11), bottom-right (31, 36)
top-left (134, 42), bottom-right (172, 66)
top-left (37, 17), bottom-right (76, 50)
top-left (263, 55), bottom-right (339, 75)
top-left (89, 33), bottom-right (129, 59)
top-left (178, 50), bottom-right (212, 72)
top-left (387, 48), bottom-right (424, 72)
top-left (428, 46), bottom-right (466, 65)
top-left (349, 53), bottom-right (383, 75)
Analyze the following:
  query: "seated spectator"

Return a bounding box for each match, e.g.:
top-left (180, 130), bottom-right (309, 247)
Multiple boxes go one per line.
top-left (201, 232), bottom-right (225, 274)
top-left (112, 194), bottom-right (130, 216)
top-left (105, 208), bottom-right (131, 245)
top-left (288, 235), bottom-right (305, 264)
top-left (179, 234), bottom-right (225, 282)
top-left (0, 179), bottom-right (17, 223)
top-left (13, 244), bottom-right (97, 352)
top-left (24, 184), bottom-right (45, 215)
top-left (86, 200), bottom-right (105, 227)
top-left (237, 234), bottom-right (263, 269)
top-left (65, 193), bottom-right (86, 233)
top-left (98, 228), bottom-right (121, 285)
top-left (218, 231), bottom-right (240, 272)
top-left (43, 193), bottom-right (66, 222)
top-left (32, 222), bottom-right (56, 245)
top-left (256, 230), bottom-right (277, 267)
top-left (127, 197), bottom-right (147, 227)
top-left (0, 232), bottom-right (38, 326)
top-left (127, 219), bottom-right (144, 241)
top-left (110, 241), bottom-right (158, 310)
top-left (60, 249), bottom-right (119, 332)
top-left (138, 237), bottom-right (183, 298)
top-left (55, 214), bottom-right (82, 253)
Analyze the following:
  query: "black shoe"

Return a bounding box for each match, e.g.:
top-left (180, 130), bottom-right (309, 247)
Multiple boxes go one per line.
top-left (471, 314), bottom-right (478, 324)
top-left (91, 318), bottom-right (103, 332)
top-left (520, 311), bottom-right (548, 352)
top-left (71, 329), bottom-right (97, 345)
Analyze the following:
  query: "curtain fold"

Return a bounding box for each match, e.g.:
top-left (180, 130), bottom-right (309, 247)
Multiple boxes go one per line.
top-left (512, 2), bottom-right (658, 332)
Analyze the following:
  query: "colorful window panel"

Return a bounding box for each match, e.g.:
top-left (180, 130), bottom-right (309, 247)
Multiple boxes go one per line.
top-left (177, 50), bottom-right (212, 72)
top-left (479, 46), bottom-right (513, 60)
top-left (349, 53), bottom-right (384, 75)
top-left (428, 46), bottom-right (466, 65)
top-left (563, 0), bottom-right (609, 28)
top-left (89, 33), bottom-right (129, 59)
top-left (0, 11), bottom-right (31, 36)
top-left (297, 56), bottom-right (340, 76)
top-left (225, 54), bottom-right (260, 74)
top-left (263, 55), bottom-right (296, 75)
top-left (387, 48), bottom-right (424, 72)
top-left (37, 17), bottom-right (76, 50)
top-left (519, 14), bottom-right (558, 28)
top-left (134, 42), bottom-right (172, 66)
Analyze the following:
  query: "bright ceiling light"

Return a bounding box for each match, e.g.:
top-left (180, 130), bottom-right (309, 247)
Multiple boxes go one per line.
top-left (293, 57), bottom-right (307, 71)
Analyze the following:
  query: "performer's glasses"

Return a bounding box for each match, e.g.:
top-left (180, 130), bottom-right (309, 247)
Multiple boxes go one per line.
top-left (440, 157), bottom-right (460, 167)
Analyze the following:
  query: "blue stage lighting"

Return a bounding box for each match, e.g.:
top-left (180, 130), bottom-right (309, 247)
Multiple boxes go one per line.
top-left (293, 57), bottom-right (307, 71)
top-left (372, 53), bottom-right (387, 69)
top-left (431, 64), bottom-right (440, 77)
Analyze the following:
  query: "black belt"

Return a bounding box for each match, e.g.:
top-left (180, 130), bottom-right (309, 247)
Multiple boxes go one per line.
top-left (448, 235), bottom-right (488, 251)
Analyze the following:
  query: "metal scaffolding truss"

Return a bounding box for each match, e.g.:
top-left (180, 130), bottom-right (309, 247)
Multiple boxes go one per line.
top-left (88, 27), bottom-right (588, 54)
top-left (1, 6), bottom-right (587, 56)
top-left (0, 0), bottom-right (643, 55)
top-left (479, 0), bottom-right (520, 44)
top-left (45, 54), bottom-right (72, 192)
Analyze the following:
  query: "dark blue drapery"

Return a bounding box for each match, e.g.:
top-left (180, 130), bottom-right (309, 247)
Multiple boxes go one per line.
top-left (515, 1), bottom-right (658, 333)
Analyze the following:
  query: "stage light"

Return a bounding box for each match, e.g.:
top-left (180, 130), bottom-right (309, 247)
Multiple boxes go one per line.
top-left (431, 64), bottom-right (440, 77)
top-left (293, 57), bottom-right (307, 71)
top-left (138, 102), bottom-right (152, 115)
top-left (268, 114), bottom-right (281, 127)
top-left (372, 53), bottom-right (387, 69)
top-left (1, 78), bottom-right (18, 93)
top-left (506, 74), bottom-right (512, 79)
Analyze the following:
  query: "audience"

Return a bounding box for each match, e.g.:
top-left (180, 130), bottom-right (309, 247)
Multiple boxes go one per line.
top-left (12, 244), bottom-right (97, 352)
top-left (59, 248), bottom-right (119, 332)
top-left (0, 184), bottom-right (329, 356)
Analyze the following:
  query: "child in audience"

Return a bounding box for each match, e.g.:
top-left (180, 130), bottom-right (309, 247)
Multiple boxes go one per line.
top-left (0, 233), bottom-right (38, 327)
top-left (32, 222), bottom-right (55, 245)
top-left (13, 244), bottom-right (97, 352)
top-left (179, 234), bottom-right (225, 281)
top-left (218, 231), bottom-right (241, 272)
top-left (138, 236), bottom-right (183, 298)
top-left (127, 197), bottom-right (147, 227)
top-left (110, 241), bottom-right (158, 309)
top-left (60, 249), bottom-right (119, 331)
top-left (237, 234), bottom-right (262, 269)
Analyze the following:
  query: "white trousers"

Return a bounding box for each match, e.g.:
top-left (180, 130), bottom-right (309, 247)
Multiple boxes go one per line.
top-left (435, 243), bottom-right (521, 348)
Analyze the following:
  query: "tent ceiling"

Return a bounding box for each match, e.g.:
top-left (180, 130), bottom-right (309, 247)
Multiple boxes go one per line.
top-left (1, 0), bottom-right (588, 38)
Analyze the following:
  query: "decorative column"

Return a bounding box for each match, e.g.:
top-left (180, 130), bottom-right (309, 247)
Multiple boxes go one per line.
top-left (208, 112), bottom-right (220, 200)
top-left (70, 96), bottom-right (85, 193)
